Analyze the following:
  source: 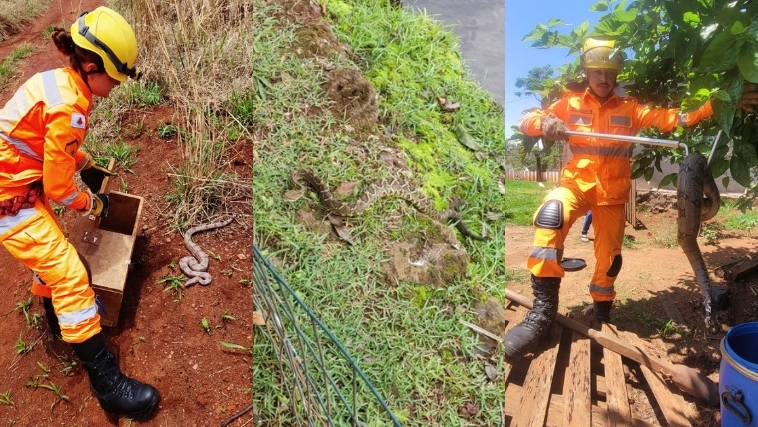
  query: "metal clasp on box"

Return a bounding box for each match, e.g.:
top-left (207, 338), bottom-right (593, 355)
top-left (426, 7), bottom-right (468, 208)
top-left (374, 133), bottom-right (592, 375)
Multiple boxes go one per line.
top-left (82, 230), bottom-right (102, 245)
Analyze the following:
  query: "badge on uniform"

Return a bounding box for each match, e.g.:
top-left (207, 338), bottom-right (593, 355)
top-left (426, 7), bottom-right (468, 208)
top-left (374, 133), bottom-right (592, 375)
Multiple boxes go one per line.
top-left (71, 112), bottom-right (86, 129)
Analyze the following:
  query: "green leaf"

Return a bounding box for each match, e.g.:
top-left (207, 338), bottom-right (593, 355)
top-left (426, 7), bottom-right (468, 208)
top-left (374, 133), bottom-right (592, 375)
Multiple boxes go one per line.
top-left (681, 87), bottom-right (711, 111)
top-left (683, 12), bottom-right (700, 27)
top-left (722, 176), bottom-right (731, 189)
top-left (738, 42), bottom-right (758, 83)
top-left (730, 155), bottom-right (752, 187)
top-left (546, 18), bottom-right (566, 28)
top-left (643, 166), bottom-right (654, 182)
top-left (589, 1), bottom-right (608, 12)
top-left (733, 134), bottom-right (758, 166)
top-left (712, 97), bottom-right (737, 137)
top-left (659, 173), bottom-right (676, 188)
top-left (631, 165), bottom-right (646, 179)
top-left (732, 21), bottom-right (747, 35)
top-left (454, 125), bottom-right (482, 151)
top-left (523, 24), bottom-right (547, 42)
top-left (612, 10), bottom-right (638, 23)
top-left (709, 156), bottom-right (730, 178)
top-left (699, 30), bottom-right (742, 73)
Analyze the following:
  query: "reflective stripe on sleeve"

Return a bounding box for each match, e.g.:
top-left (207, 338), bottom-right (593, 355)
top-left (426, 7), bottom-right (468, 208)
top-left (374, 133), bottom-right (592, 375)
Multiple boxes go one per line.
top-left (57, 303), bottom-right (98, 326)
top-left (41, 71), bottom-right (64, 107)
top-left (678, 113), bottom-right (687, 127)
top-left (0, 132), bottom-right (41, 161)
top-left (50, 190), bottom-right (80, 208)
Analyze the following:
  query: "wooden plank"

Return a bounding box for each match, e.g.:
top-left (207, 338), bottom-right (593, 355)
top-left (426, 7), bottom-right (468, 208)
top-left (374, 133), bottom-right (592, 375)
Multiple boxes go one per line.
top-left (715, 256), bottom-right (758, 281)
top-left (511, 322), bottom-right (563, 427)
top-left (562, 313), bottom-right (591, 427)
top-left (624, 331), bottom-right (693, 427)
top-left (602, 324), bottom-right (632, 426)
top-left (505, 383), bottom-right (658, 427)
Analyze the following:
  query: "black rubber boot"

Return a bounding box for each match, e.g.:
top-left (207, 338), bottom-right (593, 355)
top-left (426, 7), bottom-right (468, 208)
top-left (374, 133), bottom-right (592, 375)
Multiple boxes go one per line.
top-left (593, 301), bottom-right (613, 323)
top-left (42, 297), bottom-right (62, 340)
top-left (504, 276), bottom-right (560, 358)
top-left (71, 334), bottom-right (159, 419)
top-left (589, 300), bottom-right (613, 330)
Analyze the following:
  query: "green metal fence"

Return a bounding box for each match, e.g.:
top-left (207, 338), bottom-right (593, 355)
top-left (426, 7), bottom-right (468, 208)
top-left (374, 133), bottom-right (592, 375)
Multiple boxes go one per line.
top-left (253, 244), bottom-right (403, 426)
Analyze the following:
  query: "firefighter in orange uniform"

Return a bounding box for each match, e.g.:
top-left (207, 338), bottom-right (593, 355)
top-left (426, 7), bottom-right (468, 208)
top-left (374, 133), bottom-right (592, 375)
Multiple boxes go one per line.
top-left (0, 7), bottom-right (158, 418)
top-left (504, 37), bottom-right (741, 359)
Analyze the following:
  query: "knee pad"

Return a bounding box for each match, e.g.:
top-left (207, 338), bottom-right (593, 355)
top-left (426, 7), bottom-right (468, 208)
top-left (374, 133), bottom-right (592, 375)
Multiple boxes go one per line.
top-left (606, 254), bottom-right (622, 277)
top-left (534, 200), bottom-right (563, 230)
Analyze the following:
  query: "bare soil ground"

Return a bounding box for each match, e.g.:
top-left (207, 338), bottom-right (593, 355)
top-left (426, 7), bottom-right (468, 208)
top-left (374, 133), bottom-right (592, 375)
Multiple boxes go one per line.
top-left (506, 202), bottom-right (758, 426)
top-left (0, 1), bottom-right (253, 425)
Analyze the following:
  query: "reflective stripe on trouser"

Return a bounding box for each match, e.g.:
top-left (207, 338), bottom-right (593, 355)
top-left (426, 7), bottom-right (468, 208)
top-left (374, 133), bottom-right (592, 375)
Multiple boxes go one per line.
top-left (0, 199), bottom-right (101, 343)
top-left (527, 185), bottom-right (625, 302)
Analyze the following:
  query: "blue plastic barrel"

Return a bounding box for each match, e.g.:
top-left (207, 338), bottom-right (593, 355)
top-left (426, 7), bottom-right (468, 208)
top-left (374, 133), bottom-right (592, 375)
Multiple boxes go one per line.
top-left (721, 322), bottom-right (758, 426)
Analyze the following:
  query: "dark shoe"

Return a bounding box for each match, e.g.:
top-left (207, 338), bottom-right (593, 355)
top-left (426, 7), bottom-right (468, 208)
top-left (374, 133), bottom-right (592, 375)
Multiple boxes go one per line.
top-left (72, 334), bottom-right (159, 419)
top-left (504, 276), bottom-right (560, 358)
top-left (588, 300), bottom-right (613, 330)
top-left (42, 297), bottom-right (62, 340)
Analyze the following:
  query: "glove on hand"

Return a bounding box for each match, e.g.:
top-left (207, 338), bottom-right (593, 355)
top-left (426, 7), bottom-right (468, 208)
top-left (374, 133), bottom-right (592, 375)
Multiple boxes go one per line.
top-left (80, 158), bottom-right (116, 192)
top-left (738, 83), bottom-right (758, 113)
top-left (540, 113), bottom-right (569, 142)
top-left (91, 193), bottom-right (109, 217)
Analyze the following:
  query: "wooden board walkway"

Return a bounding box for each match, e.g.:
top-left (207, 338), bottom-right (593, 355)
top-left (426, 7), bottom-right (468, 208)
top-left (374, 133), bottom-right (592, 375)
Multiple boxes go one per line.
top-left (504, 300), bottom-right (693, 427)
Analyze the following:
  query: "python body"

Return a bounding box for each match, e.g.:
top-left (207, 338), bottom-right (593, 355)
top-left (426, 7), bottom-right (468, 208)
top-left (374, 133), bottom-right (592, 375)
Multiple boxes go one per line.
top-left (288, 169), bottom-right (489, 243)
top-left (180, 217), bottom-right (235, 287)
top-left (677, 153), bottom-right (720, 329)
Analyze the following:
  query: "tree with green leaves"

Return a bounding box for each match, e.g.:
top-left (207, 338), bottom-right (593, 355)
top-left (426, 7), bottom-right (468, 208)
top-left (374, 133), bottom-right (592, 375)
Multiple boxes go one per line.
top-left (511, 0), bottom-right (758, 207)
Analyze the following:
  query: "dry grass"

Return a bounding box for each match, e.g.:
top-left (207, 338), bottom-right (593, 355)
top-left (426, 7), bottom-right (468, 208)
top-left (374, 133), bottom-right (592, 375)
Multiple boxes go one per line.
top-left (0, 0), bottom-right (50, 42)
top-left (112, 0), bottom-right (254, 226)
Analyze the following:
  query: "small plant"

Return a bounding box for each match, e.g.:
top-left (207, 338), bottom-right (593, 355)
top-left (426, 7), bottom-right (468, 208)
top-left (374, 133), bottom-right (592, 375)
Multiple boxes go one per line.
top-left (57, 356), bottom-right (76, 377)
top-left (221, 269), bottom-right (234, 277)
top-left (221, 341), bottom-right (252, 355)
top-left (26, 380), bottom-right (68, 410)
top-left (139, 336), bottom-right (146, 342)
top-left (52, 204), bottom-right (65, 216)
top-left (700, 223), bottom-right (720, 245)
top-left (201, 318), bottom-right (211, 335)
top-left (156, 121), bottom-right (178, 138)
top-left (98, 140), bottom-right (138, 173)
top-left (157, 274), bottom-right (185, 301)
top-left (120, 177), bottom-right (129, 193)
top-left (221, 311), bottom-right (236, 322)
top-left (14, 334), bottom-right (28, 354)
top-left (207, 250), bottom-right (221, 261)
top-left (0, 390), bottom-right (13, 407)
top-left (622, 234), bottom-right (636, 249)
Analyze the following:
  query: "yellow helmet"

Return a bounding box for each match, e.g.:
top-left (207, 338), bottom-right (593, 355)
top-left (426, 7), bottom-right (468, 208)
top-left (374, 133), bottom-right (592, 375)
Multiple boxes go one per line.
top-left (582, 38), bottom-right (624, 71)
top-left (71, 7), bottom-right (141, 82)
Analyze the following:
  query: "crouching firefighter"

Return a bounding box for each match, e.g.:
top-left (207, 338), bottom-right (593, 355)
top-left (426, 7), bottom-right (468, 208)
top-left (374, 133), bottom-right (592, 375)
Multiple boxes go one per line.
top-left (0, 7), bottom-right (159, 418)
top-left (504, 37), bottom-right (718, 359)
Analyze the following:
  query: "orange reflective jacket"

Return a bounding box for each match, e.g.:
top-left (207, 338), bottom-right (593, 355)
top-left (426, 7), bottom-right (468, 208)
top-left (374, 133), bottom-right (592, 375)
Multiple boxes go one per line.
top-left (0, 67), bottom-right (92, 211)
top-left (519, 89), bottom-right (713, 205)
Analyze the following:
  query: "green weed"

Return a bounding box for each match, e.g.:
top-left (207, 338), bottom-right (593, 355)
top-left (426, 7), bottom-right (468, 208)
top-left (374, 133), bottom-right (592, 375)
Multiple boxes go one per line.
top-left (0, 390), bottom-right (13, 407)
top-left (157, 274), bottom-right (185, 301)
top-left (14, 334), bottom-right (27, 354)
top-left (201, 318), bottom-right (211, 335)
top-left (156, 121), bottom-right (178, 138)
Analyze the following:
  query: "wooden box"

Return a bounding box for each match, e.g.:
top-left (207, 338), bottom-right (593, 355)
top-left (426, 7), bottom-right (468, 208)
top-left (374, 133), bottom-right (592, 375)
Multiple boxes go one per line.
top-left (69, 191), bottom-right (144, 327)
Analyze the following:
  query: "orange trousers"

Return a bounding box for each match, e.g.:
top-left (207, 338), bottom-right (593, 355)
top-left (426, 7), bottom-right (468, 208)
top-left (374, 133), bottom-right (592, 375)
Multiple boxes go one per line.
top-left (0, 196), bottom-right (101, 343)
top-left (526, 183), bottom-right (625, 302)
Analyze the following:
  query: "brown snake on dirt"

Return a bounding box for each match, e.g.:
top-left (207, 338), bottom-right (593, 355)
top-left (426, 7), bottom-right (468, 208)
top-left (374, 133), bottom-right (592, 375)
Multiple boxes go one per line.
top-left (180, 217), bottom-right (235, 287)
top-left (677, 153), bottom-right (720, 330)
top-left (287, 169), bottom-right (489, 242)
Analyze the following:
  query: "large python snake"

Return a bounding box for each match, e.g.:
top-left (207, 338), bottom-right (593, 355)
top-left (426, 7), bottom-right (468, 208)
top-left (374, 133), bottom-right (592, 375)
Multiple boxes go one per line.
top-left (677, 153), bottom-right (720, 329)
top-left (180, 217), bottom-right (235, 287)
top-left (288, 169), bottom-right (489, 242)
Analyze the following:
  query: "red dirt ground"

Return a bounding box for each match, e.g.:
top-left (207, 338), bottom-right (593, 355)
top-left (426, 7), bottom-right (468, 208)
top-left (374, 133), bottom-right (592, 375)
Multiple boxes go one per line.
top-left (0, 1), bottom-right (253, 425)
top-left (507, 204), bottom-right (758, 426)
